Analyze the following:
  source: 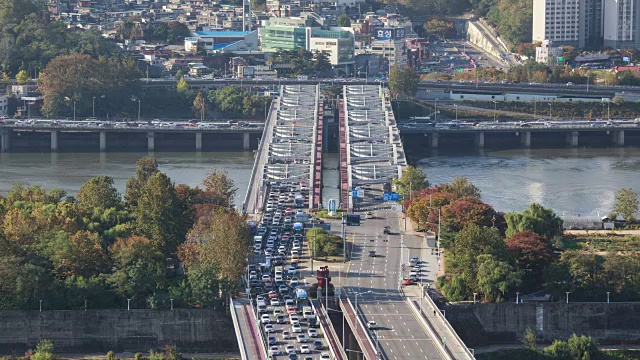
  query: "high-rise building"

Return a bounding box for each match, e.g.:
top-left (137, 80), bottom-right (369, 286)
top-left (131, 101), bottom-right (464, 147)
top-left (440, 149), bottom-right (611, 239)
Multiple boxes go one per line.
top-left (602, 0), bottom-right (640, 48)
top-left (533, 0), bottom-right (582, 47)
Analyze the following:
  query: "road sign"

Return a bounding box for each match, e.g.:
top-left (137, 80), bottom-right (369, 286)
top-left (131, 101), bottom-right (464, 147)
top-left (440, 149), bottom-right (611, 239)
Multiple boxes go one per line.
top-left (383, 192), bottom-right (400, 201)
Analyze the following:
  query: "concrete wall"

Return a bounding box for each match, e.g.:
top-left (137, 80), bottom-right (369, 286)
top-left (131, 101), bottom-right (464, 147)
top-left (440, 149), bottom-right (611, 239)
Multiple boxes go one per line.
top-left (0, 309), bottom-right (238, 353)
top-left (446, 303), bottom-right (640, 347)
top-left (467, 22), bottom-right (503, 60)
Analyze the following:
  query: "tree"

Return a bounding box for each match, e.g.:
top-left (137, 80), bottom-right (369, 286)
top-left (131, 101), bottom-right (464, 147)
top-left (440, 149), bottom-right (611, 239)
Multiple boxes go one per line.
top-left (108, 235), bottom-right (166, 304)
top-left (505, 203), bottom-right (563, 240)
top-left (393, 165), bottom-right (429, 198)
top-left (388, 65), bottom-right (419, 100)
top-left (0, 72), bottom-right (10, 85)
top-left (544, 334), bottom-right (600, 360)
top-left (313, 51), bottom-right (332, 75)
top-left (613, 188), bottom-right (638, 222)
top-left (337, 13), bottom-right (351, 27)
top-left (506, 230), bottom-right (554, 290)
top-left (439, 176), bottom-right (481, 199)
top-left (476, 254), bottom-right (521, 302)
top-left (76, 176), bottom-right (121, 214)
top-left (177, 76), bottom-right (189, 93)
top-left (200, 168), bottom-right (237, 208)
top-left (186, 258), bottom-right (221, 307)
top-left (50, 230), bottom-right (110, 278)
top-left (441, 198), bottom-right (496, 231)
top-left (193, 91), bottom-right (205, 119)
top-left (32, 339), bottom-right (56, 360)
top-left (307, 228), bottom-right (343, 257)
top-left (175, 70), bottom-right (184, 79)
top-left (521, 327), bottom-right (537, 350)
top-left (15, 69), bottom-right (30, 85)
top-left (423, 18), bottom-right (453, 38)
top-left (125, 156), bottom-right (159, 209)
top-left (134, 172), bottom-right (180, 257)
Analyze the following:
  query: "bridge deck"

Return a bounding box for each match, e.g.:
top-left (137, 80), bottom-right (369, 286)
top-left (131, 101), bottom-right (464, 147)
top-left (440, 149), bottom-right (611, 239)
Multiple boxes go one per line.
top-left (231, 299), bottom-right (267, 360)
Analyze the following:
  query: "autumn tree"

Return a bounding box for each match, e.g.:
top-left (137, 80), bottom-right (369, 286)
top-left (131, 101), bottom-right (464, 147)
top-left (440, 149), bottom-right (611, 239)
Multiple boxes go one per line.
top-left (423, 18), bottom-right (453, 38)
top-left (15, 69), bottom-right (30, 84)
top-left (507, 230), bottom-right (554, 291)
top-left (177, 76), bottom-right (189, 93)
top-left (613, 188), bottom-right (638, 222)
top-left (441, 198), bottom-right (496, 232)
top-left (193, 91), bottom-right (206, 119)
top-left (388, 65), bottom-right (419, 100)
top-left (200, 168), bottom-right (238, 209)
top-left (125, 156), bottom-right (159, 209)
top-left (50, 230), bottom-right (110, 278)
top-left (134, 172), bottom-right (180, 257)
top-left (439, 176), bottom-right (481, 199)
top-left (76, 176), bottom-right (122, 214)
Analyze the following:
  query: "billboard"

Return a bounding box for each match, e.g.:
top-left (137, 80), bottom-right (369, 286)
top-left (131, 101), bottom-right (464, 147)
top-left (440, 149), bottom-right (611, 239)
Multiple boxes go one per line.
top-left (375, 28), bottom-right (405, 40)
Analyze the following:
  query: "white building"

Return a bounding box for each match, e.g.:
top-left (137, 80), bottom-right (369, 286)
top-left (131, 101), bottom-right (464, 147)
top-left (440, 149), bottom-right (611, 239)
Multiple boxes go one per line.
top-left (533, 0), bottom-right (582, 46)
top-left (307, 28), bottom-right (355, 68)
top-left (536, 40), bottom-right (564, 63)
top-left (603, 0), bottom-right (640, 48)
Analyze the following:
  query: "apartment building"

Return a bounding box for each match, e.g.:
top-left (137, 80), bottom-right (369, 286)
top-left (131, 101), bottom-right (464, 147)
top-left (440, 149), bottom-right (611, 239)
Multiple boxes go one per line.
top-left (533, 0), bottom-right (582, 46)
top-left (602, 0), bottom-right (640, 48)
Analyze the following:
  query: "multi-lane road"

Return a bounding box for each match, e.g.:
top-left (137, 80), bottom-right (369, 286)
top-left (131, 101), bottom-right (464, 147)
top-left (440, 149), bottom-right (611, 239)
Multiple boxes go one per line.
top-left (343, 187), bottom-right (445, 360)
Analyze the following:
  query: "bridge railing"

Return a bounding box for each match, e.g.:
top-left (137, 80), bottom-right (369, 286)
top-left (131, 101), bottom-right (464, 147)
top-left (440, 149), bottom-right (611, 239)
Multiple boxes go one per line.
top-left (311, 300), bottom-right (348, 360)
top-left (345, 295), bottom-right (378, 358)
top-left (229, 297), bottom-right (248, 360)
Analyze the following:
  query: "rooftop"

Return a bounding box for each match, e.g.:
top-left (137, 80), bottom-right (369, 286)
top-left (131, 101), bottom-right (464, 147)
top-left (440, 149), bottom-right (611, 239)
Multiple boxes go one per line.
top-left (195, 30), bottom-right (250, 37)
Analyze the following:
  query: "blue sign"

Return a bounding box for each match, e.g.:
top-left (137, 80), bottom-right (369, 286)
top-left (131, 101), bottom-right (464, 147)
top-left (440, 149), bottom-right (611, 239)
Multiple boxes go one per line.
top-left (352, 190), bottom-right (358, 198)
top-left (375, 28), bottom-right (406, 41)
top-left (383, 192), bottom-right (400, 201)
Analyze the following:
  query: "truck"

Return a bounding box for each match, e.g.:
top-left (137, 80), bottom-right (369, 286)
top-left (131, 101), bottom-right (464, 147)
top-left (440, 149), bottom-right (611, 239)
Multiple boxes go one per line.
top-left (303, 306), bottom-right (314, 320)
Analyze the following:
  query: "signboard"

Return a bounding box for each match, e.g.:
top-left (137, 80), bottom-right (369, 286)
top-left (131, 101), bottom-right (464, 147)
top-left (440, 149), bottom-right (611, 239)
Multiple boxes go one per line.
top-left (352, 189), bottom-right (364, 198)
top-left (352, 190), bottom-right (358, 199)
top-left (346, 214), bottom-right (361, 226)
top-left (383, 192), bottom-right (400, 201)
top-left (375, 28), bottom-right (406, 41)
top-left (623, 56), bottom-right (631, 63)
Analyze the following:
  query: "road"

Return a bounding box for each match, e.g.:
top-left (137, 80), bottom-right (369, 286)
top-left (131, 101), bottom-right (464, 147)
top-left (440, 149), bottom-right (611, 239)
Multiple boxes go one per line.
top-left (343, 187), bottom-right (445, 360)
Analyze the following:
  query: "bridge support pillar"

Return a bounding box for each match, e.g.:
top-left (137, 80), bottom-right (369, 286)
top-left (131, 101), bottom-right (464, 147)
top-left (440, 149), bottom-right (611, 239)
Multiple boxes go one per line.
top-left (99, 131), bottom-right (107, 151)
top-left (567, 131), bottom-right (579, 147)
top-left (0, 130), bottom-right (9, 152)
top-left (431, 132), bottom-right (439, 149)
top-left (614, 130), bottom-right (625, 146)
top-left (475, 131), bottom-right (485, 148)
top-left (521, 131), bottom-right (531, 148)
top-left (243, 132), bottom-right (250, 151)
top-left (147, 132), bottom-right (155, 152)
top-left (50, 130), bottom-right (58, 152)
top-left (195, 132), bottom-right (202, 151)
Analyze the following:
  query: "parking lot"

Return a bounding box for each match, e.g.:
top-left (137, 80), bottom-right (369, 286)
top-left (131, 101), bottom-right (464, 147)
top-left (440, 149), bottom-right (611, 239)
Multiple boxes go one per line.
top-left (248, 181), bottom-right (331, 360)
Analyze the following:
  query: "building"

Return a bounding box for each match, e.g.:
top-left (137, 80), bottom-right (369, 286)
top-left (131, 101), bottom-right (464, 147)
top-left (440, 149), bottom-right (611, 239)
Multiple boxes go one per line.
top-left (259, 14), bottom-right (319, 52)
top-left (307, 28), bottom-right (355, 68)
top-left (535, 40), bottom-right (564, 63)
top-left (532, 0), bottom-right (582, 47)
top-left (602, 0), bottom-right (640, 48)
top-left (193, 30), bottom-right (259, 54)
top-left (0, 94), bottom-right (7, 117)
top-left (368, 27), bottom-right (408, 73)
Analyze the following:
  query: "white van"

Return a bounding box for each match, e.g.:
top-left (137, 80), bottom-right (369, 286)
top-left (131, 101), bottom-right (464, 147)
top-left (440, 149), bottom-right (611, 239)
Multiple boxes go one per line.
top-left (303, 306), bottom-right (314, 320)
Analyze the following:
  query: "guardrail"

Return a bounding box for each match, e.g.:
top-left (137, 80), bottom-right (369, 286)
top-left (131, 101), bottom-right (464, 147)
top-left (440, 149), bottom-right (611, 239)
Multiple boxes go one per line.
top-left (311, 300), bottom-right (348, 360)
top-left (229, 298), bottom-right (248, 360)
top-left (345, 295), bottom-right (378, 359)
top-left (248, 297), bottom-right (269, 359)
top-left (405, 296), bottom-right (452, 360)
top-left (421, 289), bottom-right (475, 360)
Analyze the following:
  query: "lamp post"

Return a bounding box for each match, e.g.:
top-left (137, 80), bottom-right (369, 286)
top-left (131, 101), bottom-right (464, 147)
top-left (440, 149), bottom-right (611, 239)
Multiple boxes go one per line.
top-left (311, 217), bottom-right (316, 272)
top-left (607, 292), bottom-right (610, 304)
top-left (92, 96), bottom-right (96, 118)
top-left (516, 292), bottom-right (520, 304)
top-left (127, 298), bottom-right (132, 311)
top-left (73, 101), bottom-right (76, 121)
top-left (434, 98), bottom-right (438, 122)
top-left (534, 97), bottom-right (538, 120)
top-left (354, 290), bottom-right (372, 332)
top-left (39, 300), bottom-right (42, 312)
top-left (473, 293), bottom-right (477, 304)
top-left (548, 102), bottom-right (552, 119)
top-left (170, 298), bottom-right (174, 310)
top-left (493, 101), bottom-right (497, 122)
top-left (137, 99), bottom-right (141, 121)
top-left (454, 104), bottom-right (458, 121)
top-left (566, 292), bottom-right (570, 304)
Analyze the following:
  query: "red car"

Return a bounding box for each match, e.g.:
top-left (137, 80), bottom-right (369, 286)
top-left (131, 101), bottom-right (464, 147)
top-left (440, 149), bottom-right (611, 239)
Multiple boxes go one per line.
top-left (402, 278), bottom-right (415, 286)
top-left (268, 290), bottom-right (279, 299)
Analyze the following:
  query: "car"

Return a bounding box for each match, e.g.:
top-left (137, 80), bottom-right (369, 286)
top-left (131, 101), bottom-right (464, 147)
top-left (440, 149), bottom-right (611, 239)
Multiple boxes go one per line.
top-left (313, 340), bottom-right (325, 350)
top-left (268, 346), bottom-right (280, 356)
top-left (320, 352), bottom-right (331, 359)
top-left (286, 344), bottom-right (297, 354)
top-left (264, 324), bottom-right (275, 333)
top-left (307, 328), bottom-right (318, 337)
top-left (261, 314), bottom-right (271, 324)
top-left (367, 320), bottom-right (377, 330)
top-left (410, 257), bottom-right (420, 266)
top-left (287, 305), bottom-right (297, 314)
top-left (268, 290), bottom-right (278, 299)
top-left (365, 211), bottom-right (374, 219)
top-left (279, 285), bottom-right (289, 293)
top-left (402, 278), bottom-right (415, 285)
top-left (283, 331), bottom-right (291, 339)
top-left (299, 344), bottom-right (311, 354)
top-left (383, 226), bottom-right (391, 235)
top-left (271, 299), bottom-right (281, 306)
top-left (292, 324), bottom-right (303, 333)
top-left (290, 277), bottom-right (299, 286)
top-left (288, 354), bottom-right (298, 360)
top-left (268, 336), bottom-right (277, 345)
top-left (369, 250), bottom-right (376, 257)
top-left (296, 334), bottom-right (308, 343)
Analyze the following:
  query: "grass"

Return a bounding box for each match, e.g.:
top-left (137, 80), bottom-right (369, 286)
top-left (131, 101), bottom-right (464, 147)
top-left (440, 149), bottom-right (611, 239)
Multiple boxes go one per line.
top-left (558, 235), bottom-right (640, 252)
top-left (313, 208), bottom-right (346, 220)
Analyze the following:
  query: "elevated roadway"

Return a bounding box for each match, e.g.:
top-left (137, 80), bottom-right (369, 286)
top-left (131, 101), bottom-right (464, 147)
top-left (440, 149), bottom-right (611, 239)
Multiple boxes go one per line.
top-left (230, 299), bottom-right (267, 360)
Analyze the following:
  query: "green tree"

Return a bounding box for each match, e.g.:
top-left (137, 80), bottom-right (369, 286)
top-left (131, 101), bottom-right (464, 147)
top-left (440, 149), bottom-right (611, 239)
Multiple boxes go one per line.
top-left (186, 258), bottom-right (221, 307)
top-left (393, 165), bottom-right (429, 198)
top-left (177, 77), bottom-right (189, 93)
top-left (125, 156), bottom-right (159, 209)
top-left (307, 228), bottom-right (343, 257)
top-left (438, 276), bottom-right (468, 301)
top-left (33, 339), bottom-right (56, 360)
top-left (476, 254), bottom-right (522, 302)
top-left (175, 69), bottom-right (184, 79)
top-left (134, 172), bottom-right (180, 257)
top-left (505, 203), bottom-right (563, 239)
top-left (439, 176), bottom-right (481, 199)
top-left (613, 188), bottom-right (638, 222)
top-left (521, 327), bottom-right (537, 350)
top-left (193, 91), bottom-right (205, 119)
top-left (76, 176), bottom-right (122, 214)
top-left (388, 65), bottom-right (419, 99)
top-left (337, 13), bottom-right (351, 27)
top-left (15, 69), bottom-right (30, 85)
top-left (313, 51), bottom-right (332, 75)
top-left (201, 169), bottom-right (237, 208)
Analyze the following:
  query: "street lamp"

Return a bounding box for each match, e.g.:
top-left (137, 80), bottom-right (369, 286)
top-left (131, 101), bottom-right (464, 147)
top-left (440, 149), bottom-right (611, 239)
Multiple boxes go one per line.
top-left (473, 292), bottom-right (477, 304)
top-left (607, 292), bottom-right (610, 304)
top-left (137, 99), bottom-right (141, 121)
top-left (534, 97), bottom-right (538, 120)
top-left (516, 292), bottom-right (520, 304)
top-left (454, 104), bottom-right (458, 121)
top-left (127, 298), bottom-right (132, 311)
top-left (39, 299), bottom-right (42, 312)
top-left (170, 298), bottom-right (174, 310)
top-left (354, 290), bottom-right (372, 332)
top-left (566, 292), bottom-right (570, 304)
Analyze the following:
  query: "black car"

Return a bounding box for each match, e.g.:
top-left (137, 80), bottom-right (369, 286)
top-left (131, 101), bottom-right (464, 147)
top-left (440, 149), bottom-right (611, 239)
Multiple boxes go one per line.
top-left (383, 226), bottom-right (391, 235)
top-left (369, 250), bottom-right (376, 257)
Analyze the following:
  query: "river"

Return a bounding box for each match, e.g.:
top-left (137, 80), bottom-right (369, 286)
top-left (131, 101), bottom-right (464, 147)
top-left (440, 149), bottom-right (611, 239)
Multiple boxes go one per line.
top-left (0, 149), bottom-right (639, 218)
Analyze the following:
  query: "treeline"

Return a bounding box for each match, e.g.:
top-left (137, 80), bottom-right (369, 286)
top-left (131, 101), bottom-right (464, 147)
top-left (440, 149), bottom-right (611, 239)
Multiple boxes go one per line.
top-left (0, 156), bottom-right (249, 310)
top-left (399, 167), bottom-right (640, 302)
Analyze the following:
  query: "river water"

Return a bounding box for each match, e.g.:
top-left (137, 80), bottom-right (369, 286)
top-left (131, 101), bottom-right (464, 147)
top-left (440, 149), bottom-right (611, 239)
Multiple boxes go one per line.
top-left (0, 148), bottom-right (639, 218)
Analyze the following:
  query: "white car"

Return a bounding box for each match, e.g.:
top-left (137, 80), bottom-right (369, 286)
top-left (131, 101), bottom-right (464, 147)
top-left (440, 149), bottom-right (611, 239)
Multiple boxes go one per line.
top-left (271, 299), bottom-right (281, 306)
top-left (296, 334), bottom-right (308, 343)
top-left (320, 352), bottom-right (331, 359)
top-left (264, 324), bottom-right (275, 333)
top-left (268, 346), bottom-right (280, 356)
top-left (300, 344), bottom-right (311, 354)
top-left (307, 328), bottom-right (318, 337)
top-left (261, 314), bottom-right (271, 324)
top-left (292, 324), bottom-right (302, 333)
top-left (283, 331), bottom-right (291, 339)
top-left (286, 345), bottom-right (296, 354)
